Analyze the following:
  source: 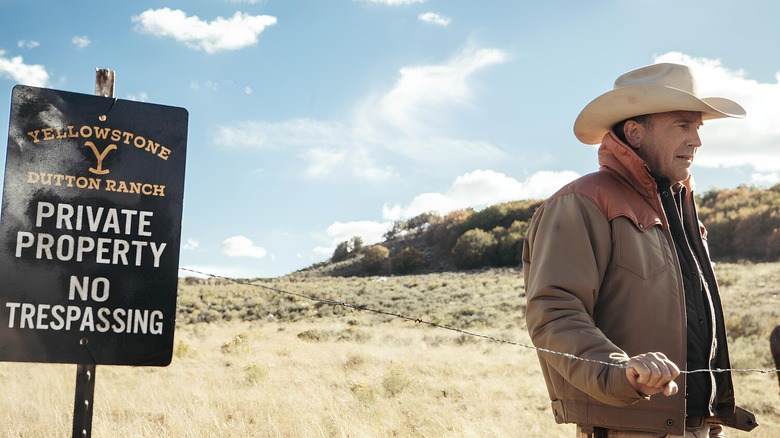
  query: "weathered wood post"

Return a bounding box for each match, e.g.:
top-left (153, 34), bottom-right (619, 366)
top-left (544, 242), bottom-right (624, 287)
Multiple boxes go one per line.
top-left (71, 67), bottom-right (115, 438)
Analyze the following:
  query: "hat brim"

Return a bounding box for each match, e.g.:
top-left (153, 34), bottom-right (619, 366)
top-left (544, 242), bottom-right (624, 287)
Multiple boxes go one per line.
top-left (573, 85), bottom-right (746, 145)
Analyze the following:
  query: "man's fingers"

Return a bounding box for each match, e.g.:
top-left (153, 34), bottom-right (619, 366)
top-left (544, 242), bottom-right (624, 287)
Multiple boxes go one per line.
top-left (625, 352), bottom-right (681, 396)
top-left (662, 381), bottom-right (678, 396)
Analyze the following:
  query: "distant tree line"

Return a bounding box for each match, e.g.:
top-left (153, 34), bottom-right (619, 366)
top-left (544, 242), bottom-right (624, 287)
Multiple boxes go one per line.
top-left (329, 184), bottom-right (780, 275)
top-left (330, 199), bottom-right (543, 275)
top-left (697, 184), bottom-right (780, 261)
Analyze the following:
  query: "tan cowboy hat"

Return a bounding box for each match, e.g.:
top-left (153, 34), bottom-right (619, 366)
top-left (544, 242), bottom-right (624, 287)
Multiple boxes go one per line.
top-left (573, 62), bottom-right (745, 145)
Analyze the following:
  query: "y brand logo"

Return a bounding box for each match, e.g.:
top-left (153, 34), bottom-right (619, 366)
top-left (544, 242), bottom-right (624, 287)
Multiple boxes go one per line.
top-left (84, 141), bottom-right (117, 175)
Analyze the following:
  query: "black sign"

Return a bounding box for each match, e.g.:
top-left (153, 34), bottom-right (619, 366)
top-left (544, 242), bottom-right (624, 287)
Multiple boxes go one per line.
top-left (0, 85), bottom-right (187, 366)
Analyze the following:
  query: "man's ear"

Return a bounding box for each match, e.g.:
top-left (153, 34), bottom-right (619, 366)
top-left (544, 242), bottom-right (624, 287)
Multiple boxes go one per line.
top-left (623, 120), bottom-right (643, 149)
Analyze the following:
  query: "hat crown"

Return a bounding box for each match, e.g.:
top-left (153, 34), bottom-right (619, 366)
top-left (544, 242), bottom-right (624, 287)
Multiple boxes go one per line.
top-left (614, 63), bottom-right (697, 95)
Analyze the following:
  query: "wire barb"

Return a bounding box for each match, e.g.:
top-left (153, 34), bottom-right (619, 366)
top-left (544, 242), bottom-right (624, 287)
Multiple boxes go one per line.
top-left (179, 268), bottom-right (780, 376)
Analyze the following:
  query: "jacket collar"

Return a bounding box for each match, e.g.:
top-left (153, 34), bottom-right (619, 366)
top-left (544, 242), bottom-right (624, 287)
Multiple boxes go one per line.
top-left (597, 131), bottom-right (695, 199)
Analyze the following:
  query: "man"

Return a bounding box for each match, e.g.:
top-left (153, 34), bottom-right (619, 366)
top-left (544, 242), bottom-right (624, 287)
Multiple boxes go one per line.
top-left (522, 63), bottom-right (758, 437)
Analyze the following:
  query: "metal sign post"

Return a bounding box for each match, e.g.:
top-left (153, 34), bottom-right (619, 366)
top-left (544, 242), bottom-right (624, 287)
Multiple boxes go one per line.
top-left (73, 361), bottom-right (97, 438)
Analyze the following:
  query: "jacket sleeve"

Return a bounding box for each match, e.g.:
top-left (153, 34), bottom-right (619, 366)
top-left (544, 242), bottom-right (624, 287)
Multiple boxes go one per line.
top-left (523, 193), bottom-right (644, 406)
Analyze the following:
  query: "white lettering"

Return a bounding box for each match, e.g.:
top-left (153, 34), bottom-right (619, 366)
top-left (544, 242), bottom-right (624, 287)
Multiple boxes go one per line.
top-left (6, 302), bottom-right (20, 327)
top-left (4, 302), bottom-right (165, 334)
top-left (36, 202), bottom-right (54, 227)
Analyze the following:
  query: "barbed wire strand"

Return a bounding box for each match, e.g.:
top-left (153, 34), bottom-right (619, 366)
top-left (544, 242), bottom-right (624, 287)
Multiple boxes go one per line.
top-left (179, 268), bottom-right (780, 376)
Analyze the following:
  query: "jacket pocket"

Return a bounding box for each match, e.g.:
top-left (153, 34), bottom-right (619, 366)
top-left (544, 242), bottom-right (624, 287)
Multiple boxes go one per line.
top-left (613, 220), bottom-right (671, 280)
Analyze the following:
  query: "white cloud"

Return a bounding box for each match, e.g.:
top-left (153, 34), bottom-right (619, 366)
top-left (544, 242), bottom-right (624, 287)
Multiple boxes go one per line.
top-left (654, 52), bottom-right (780, 172)
top-left (72, 36), bottom-right (91, 48)
top-left (314, 220), bottom-right (394, 256)
top-left (357, 0), bottom-right (427, 5)
top-left (299, 148), bottom-right (347, 178)
top-left (418, 12), bottom-right (450, 26)
top-left (215, 45), bottom-right (508, 180)
top-left (17, 40), bottom-right (40, 49)
top-left (312, 246), bottom-right (333, 257)
top-left (244, 86), bottom-right (253, 94)
top-left (126, 91), bottom-right (149, 102)
top-left (221, 235), bottom-right (268, 259)
top-left (750, 172), bottom-right (779, 187)
top-left (383, 169), bottom-right (579, 220)
top-left (0, 51), bottom-right (50, 87)
top-left (372, 46), bottom-right (506, 135)
top-left (191, 79), bottom-right (219, 91)
top-left (218, 118), bottom-right (348, 149)
top-left (132, 8), bottom-right (277, 53)
top-left (182, 239), bottom-right (200, 251)
top-left (327, 220), bottom-right (393, 245)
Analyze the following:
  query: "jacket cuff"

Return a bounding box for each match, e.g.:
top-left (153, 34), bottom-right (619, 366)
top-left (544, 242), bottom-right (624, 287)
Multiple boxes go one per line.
top-left (609, 365), bottom-right (650, 405)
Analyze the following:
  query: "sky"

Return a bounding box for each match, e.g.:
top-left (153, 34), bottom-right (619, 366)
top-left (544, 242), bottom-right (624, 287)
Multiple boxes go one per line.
top-left (1, 0), bottom-right (779, 279)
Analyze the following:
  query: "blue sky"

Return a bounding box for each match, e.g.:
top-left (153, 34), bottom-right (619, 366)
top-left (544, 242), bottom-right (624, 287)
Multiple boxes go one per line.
top-left (1, 0), bottom-right (779, 278)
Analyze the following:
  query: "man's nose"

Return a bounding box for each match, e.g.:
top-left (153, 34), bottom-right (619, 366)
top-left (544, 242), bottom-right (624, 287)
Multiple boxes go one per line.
top-left (690, 130), bottom-right (702, 148)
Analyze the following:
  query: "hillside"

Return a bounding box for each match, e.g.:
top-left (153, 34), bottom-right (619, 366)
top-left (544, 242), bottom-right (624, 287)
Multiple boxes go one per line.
top-left (299, 184), bottom-right (780, 277)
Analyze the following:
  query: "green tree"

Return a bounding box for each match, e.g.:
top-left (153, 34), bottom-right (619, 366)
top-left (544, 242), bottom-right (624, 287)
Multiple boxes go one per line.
top-left (406, 211), bottom-right (440, 233)
top-left (391, 247), bottom-right (427, 274)
top-left (361, 245), bottom-right (389, 274)
top-left (491, 220), bottom-right (528, 267)
top-left (350, 236), bottom-right (364, 255)
top-left (697, 185), bottom-right (780, 261)
top-left (332, 241), bottom-right (350, 262)
top-left (424, 208), bottom-right (475, 252)
top-left (450, 228), bottom-right (496, 269)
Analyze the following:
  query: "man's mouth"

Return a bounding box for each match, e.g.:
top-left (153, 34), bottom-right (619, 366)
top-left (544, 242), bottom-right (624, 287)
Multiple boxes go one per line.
top-left (676, 154), bottom-right (693, 163)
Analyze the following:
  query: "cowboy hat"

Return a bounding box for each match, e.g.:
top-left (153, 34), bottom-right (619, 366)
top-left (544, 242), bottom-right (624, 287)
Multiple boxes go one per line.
top-left (573, 63), bottom-right (745, 145)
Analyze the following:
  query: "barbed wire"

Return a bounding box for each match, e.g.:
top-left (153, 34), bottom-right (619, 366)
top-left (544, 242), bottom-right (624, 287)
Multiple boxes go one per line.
top-left (179, 268), bottom-right (780, 376)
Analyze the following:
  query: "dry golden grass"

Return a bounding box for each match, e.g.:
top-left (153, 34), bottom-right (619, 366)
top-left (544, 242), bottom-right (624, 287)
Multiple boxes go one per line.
top-left (0, 263), bottom-right (778, 437)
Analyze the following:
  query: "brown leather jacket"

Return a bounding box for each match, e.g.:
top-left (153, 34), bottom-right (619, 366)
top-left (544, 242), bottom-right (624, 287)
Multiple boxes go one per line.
top-left (522, 132), bottom-right (757, 435)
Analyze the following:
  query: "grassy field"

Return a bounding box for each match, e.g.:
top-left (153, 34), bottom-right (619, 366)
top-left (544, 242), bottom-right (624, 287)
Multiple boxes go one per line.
top-left (1, 263), bottom-right (778, 437)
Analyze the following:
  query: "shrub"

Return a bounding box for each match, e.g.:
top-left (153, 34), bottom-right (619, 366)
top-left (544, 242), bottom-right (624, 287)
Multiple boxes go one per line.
top-left (350, 382), bottom-right (378, 404)
top-left (350, 236), bottom-right (364, 254)
top-left (174, 340), bottom-right (190, 358)
top-left (244, 362), bottom-right (270, 384)
top-left (390, 247), bottom-right (427, 274)
top-left (493, 220), bottom-right (528, 267)
top-left (361, 245), bottom-right (389, 274)
top-left (345, 354), bottom-right (366, 370)
top-left (697, 185), bottom-right (780, 261)
top-left (406, 211), bottom-right (440, 232)
top-left (464, 200), bottom-right (542, 232)
top-left (382, 363), bottom-right (412, 397)
top-left (424, 209), bottom-right (475, 252)
top-left (332, 241), bottom-right (350, 262)
top-left (221, 334), bottom-right (250, 354)
top-left (450, 228), bottom-right (496, 269)
top-left (297, 329), bottom-right (329, 342)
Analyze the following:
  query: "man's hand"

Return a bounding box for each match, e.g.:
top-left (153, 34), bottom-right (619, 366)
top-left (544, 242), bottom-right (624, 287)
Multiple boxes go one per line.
top-left (625, 352), bottom-right (680, 397)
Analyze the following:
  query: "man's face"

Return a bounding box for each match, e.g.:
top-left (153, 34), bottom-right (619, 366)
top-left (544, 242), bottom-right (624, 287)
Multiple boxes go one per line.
top-left (633, 111), bottom-right (704, 184)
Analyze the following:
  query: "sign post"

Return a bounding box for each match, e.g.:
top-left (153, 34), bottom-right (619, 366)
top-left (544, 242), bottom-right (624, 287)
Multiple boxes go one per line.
top-left (70, 68), bottom-right (115, 438)
top-left (0, 70), bottom-right (187, 436)
top-left (73, 359), bottom-right (96, 437)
